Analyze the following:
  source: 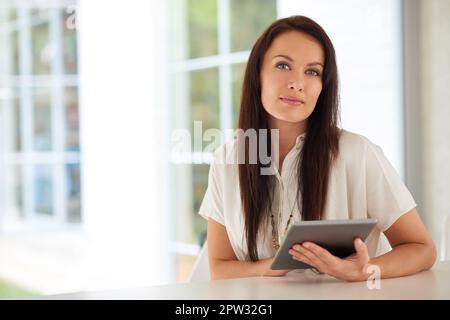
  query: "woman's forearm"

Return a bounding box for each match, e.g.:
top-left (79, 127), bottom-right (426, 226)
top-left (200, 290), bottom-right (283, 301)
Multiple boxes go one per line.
top-left (367, 243), bottom-right (436, 279)
top-left (209, 258), bottom-right (288, 280)
top-left (209, 258), bottom-right (269, 280)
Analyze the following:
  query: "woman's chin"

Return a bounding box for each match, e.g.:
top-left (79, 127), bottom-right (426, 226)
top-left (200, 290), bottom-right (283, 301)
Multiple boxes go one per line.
top-left (270, 113), bottom-right (309, 125)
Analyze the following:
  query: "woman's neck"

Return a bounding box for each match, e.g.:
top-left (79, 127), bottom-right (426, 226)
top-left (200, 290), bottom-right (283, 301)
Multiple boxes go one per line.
top-left (268, 117), bottom-right (307, 171)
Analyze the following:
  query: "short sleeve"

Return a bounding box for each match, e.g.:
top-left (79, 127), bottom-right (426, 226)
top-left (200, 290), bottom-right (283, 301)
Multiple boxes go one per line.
top-left (198, 149), bottom-right (225, 226)
top-left (365, 141), bottom-right (417, 232)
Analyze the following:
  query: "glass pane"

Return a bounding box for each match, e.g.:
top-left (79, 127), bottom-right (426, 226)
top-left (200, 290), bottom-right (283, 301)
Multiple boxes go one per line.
top-left (13, 93), bottom-right (22, 151)
top-left (1, 165), bottom-right (23, 217)
top-left (66, 163), bottom-right (81, 223)
top-left (65, 87), bottom-right (79, 151)
top-left (8, 165), bottom-right (24, 218)
top-left (34, 165), bottom-right (53, 215)
top-left (62, 9), bottom-right (78, 74)
top-left (187, 0), bottom-right (218, 58)
top-left (171, 72), bottom-right (189, 133)
top-left (10, 9), bottom-right (17, 21)
top-left (232, 63), bottom-right (245, 127)
top-left (190, 68), bottom-right (219, 151)
top-left (12, 31), bottom-right (20, 75)
top-left (33, 87), bottom-right (52, 151)
top-left (31, 8), bottom-right (46, 18)
top-left (0, 8), bottom-right (14, 22)
top-left (230, 0), bottom-right (277, 52)
top-left (192, 164), bottom-right (208, 246)
top-left (171, 163), bottom-right (208, 245)
top-left (172, 163), bottom-right (194, 243)
top-left (31, 21), bottom-right (52, 74)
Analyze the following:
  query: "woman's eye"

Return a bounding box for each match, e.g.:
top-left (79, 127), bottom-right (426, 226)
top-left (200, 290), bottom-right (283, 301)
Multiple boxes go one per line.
top-left (306, 69), bottom-right (320, 76)
top-left (275, 63), bottom-right (290, 70)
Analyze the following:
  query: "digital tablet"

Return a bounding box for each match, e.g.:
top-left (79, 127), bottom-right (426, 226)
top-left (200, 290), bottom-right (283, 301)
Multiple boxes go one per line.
top-left (270, 218), bottom-right (377, 270)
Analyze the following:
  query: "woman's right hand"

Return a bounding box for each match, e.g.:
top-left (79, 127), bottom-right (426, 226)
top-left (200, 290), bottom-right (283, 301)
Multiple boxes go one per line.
top-left (260, 258), bottom-right (293, 277)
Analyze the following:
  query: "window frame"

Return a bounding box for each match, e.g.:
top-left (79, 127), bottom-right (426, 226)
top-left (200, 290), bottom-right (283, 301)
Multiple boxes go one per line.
top-left (0, 2), bottom-right (81, 229)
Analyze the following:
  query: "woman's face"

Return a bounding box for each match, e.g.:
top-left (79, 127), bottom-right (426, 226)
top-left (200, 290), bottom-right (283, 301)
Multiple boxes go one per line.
top-left (260, 31), bottom-right (325, 127)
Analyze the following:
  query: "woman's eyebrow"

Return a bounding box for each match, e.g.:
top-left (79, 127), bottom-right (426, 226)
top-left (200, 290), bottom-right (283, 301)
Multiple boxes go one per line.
top-left (272, 55), bottom-right (324, 68)
top-left (272, 54), bottom-right (294, 61)
top-left (307, 62), bottom-right (324, 68)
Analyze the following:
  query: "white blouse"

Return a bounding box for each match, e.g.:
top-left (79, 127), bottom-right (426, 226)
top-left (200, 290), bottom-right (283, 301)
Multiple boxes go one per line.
top-left (198, 129), bottom-right (417, 261)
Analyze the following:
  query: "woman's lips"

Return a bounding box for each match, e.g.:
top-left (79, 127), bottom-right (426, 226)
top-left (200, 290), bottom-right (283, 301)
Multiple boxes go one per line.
top-left (280, 96), bottom-right (305, 106)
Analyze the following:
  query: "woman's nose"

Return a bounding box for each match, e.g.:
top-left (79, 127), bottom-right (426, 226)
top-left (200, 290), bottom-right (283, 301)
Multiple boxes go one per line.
top-left (288, 80), bottom-right (304, 92)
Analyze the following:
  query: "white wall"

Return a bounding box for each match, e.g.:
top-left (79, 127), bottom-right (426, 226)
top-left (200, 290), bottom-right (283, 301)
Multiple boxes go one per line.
top-left (278, 0), bottom-right (405, 176)
top-left (78, 0), bottom-right (171, 289)
top-left (420, 0), bottom-right (450, 258)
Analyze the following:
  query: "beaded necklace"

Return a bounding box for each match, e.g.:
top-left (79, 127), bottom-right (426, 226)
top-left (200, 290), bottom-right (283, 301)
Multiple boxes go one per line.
top-left (270, 199), bottom-right (296, 250)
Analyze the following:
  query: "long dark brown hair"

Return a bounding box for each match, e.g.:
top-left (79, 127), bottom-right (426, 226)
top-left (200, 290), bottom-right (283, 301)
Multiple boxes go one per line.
top-left (237, 16), bottom-right (341, 261)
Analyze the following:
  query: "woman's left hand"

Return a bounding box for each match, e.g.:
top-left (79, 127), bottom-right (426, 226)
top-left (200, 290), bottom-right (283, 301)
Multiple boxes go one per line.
top-left (288, 238), bottom-right (372, 282)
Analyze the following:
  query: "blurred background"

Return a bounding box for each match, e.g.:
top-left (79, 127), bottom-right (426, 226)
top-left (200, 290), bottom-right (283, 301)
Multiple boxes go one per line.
top-left (0, 0), bottom-right (449, 298)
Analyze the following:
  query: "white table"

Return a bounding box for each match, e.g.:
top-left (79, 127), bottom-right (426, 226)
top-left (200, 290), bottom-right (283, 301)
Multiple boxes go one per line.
top-left (42, 261), bottom-right (450, 300)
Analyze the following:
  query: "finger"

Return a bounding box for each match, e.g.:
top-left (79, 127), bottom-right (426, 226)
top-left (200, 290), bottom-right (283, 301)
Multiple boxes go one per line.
top-left (354, 238), bottom-right (370, 263)
top-left (290, 250), bottom-right (318, 269)
top-left (289, 248), bottom-right (312, 264)
top-left (302, 242), bottom-right (338, 266)
top-left (291, 245), bottom-right (328, 272)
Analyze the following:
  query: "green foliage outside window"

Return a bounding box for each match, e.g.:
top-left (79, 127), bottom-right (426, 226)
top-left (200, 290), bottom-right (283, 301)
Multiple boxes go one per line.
top-left (171, 0), bottom-right (276, 250)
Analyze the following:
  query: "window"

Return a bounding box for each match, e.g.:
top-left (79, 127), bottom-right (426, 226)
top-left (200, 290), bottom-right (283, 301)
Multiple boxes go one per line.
top-left (277, 0), bottom-right (405, 175)
top-left (168, 0), bottom-right (276, 281)
top-left (0, 2), bottom-right (80, 228)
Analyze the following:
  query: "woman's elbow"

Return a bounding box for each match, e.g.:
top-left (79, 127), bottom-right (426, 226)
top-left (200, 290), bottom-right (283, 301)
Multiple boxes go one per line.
top-left (209, 260), bottom-right (224, 280)
top-left (423, 241), bottom-right (437, 271)
top-left (209, 268), bottom-right (221, 280)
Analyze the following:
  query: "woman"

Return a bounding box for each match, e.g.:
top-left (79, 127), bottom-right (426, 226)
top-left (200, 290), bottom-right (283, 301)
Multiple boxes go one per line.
top-left (198, 15), bottom-right (436, 281)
